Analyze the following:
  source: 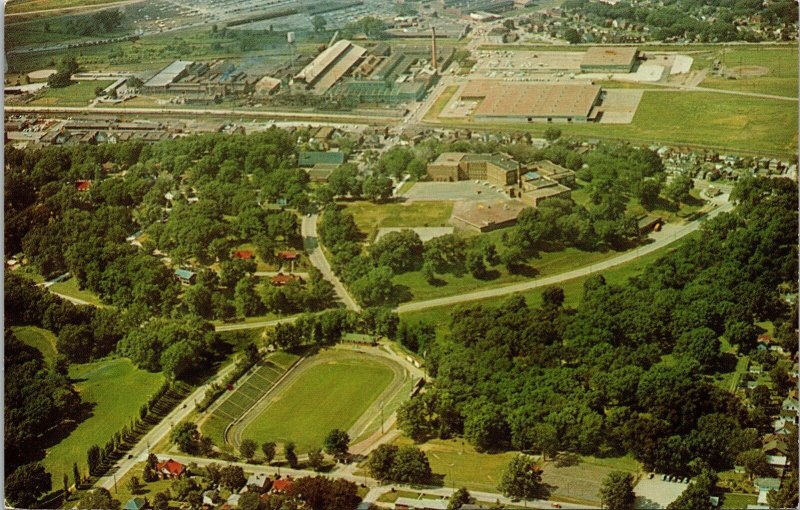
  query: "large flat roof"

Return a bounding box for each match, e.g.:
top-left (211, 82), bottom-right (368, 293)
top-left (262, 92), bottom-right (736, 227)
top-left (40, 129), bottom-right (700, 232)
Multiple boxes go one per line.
top-left (295, 40), bottom-right (366, 93)
top-left (144, 60), bottom-right (193, 88)
top-left (581, 46), bottom-right (638, 67)
top-left (462, 81), bottom-right (601, 118)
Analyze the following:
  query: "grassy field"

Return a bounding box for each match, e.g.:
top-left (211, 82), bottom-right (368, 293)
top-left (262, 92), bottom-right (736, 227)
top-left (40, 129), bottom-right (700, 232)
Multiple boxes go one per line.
top-left (542, 454), bottom-right (641, 505)
top-left (6, 0), bottom-right (125, 14)
top-left (12, 325), bottom-right (58, 364)
top-left (240, 353), bottom-right (394, 452)
top-left (49, 277), bottom-right (103, 305)
top-left (343, 201), bottom-right (454, 242)
top-left (400, 233), bottom-right (699, 338)
top-left (29, 80), bottom-right (113, 106)
top-left (430, 90), bottom-right (797, 157)
top-left (395, 245), bottom-right (626, 302)
top-left (44, 358), bottom-right (164, 490)
top-left (424, 85), bottom-right (459, 121)
top-left (698, 46), bottom-right (798, 98)
top-left (720, 492), bottom-right (758, 509)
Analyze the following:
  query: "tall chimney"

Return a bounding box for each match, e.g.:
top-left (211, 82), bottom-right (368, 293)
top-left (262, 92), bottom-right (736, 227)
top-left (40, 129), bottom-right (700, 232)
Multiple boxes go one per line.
top-left (431, 27), bottom-right (438, 71)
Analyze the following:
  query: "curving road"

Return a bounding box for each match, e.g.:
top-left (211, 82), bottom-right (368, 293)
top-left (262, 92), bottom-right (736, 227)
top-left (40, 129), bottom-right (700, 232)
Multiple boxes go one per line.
top-left (395, 197), bottom-right (733, 314)
top-left (301, 213), bottom-right (361, 312)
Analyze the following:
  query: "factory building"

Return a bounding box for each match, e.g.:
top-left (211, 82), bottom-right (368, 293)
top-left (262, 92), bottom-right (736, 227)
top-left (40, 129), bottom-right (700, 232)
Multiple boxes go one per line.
top-left (460, 80), bottom-right (602, 123)
top-left (143, 61), bottom-right (193, 93)
top-left (293, 40), bottom-right (367, 95)
top-left (580, 47), bottom-right (639, 73)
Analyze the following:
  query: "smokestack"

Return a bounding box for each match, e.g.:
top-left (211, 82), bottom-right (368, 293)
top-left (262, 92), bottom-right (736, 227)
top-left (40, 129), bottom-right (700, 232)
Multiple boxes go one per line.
top-left (431, 27), bottom-right (438, 71)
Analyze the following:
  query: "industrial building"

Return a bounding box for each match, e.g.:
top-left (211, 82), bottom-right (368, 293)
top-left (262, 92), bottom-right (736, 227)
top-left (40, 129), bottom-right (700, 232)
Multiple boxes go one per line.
top-left (142, 59), bottom-right (263, 99)
top-left (580, 47), bottom-right (639, 73)
top-left (143, 61), bottom-right (194, 93)
top-left (293, 40), bottom-right (367, 94)
top-left (460, 80), bottom-right (602, 123)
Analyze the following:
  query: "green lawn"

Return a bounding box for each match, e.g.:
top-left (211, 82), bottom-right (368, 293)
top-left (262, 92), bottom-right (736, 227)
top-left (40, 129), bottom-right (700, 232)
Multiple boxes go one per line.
top-left (699, 46), bottom-right (798, 98)
top-left (720, 492), bottom-right (758, 509)
top-left (342, 201), bottom-right (454, 242)
top-left (44, 358), bottom-right (164, 488)
top-left (12, 325), bottom-right (58, 364)
top-left (240, 353), bottom-right (394, 452)
top-left (30, 80), bottom-right (113, 106)
top-left (49, 277), bottom-right (103, 305)
top-left (432, 90), bottom-right (797, 157)
top-left (395, 245), bottom-right (625, 302)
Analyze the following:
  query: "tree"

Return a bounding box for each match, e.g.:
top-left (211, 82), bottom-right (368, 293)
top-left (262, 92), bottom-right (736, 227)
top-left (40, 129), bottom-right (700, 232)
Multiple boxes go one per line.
top-left (220, 465), bottom-right (246, 491)
top-left (153, 491), bottom-right (170, 510)
top-left (725, 321), bottom-right (759, 353)
top-left (675, 327), bottom-right (720, 371)
top-left (665, 174), bottom-right (693, 205)
top-left (498, 455), bottom-right (547, 501)
top-left (599, 472), bottom-right (635, 510)
top-left (367, 444), bottom-right (398, 481)
top-left (323, 429), bottom-right (351, 459)
top-left (286, 476), bottom-right (361, 510)
top-left (285, 441), bottom-right (299, 468)
top-left (171, 422), bottom-right (199, 453)
top-left (466, 250), bottom-right (487, 279)
top-left (5, 463), bottom-right (52, 508)
top-left (312, 15), bottom-right (328, 32)
top-left (370, 230), bottom-right (423, 273)
top-left (351, 266), bottom-right (397, 307)
top-left (308, 448), bottom-right (325, 471)
top-left (78, 488), bottom-right (120, 510)
top-left (262, 441), bottom-right (277, 463)
top-left (238, 491), bottom-right (263, 510)
top-left (564, 27), bottom-right (581, 43)
top-left (448, 487), bottom-right (472, 510)
top-left (73, 462), bottom-right (81, 488)
top-left (638, 178), bottom-right (663, 210)
top-left (361, 175), bottom-right (394, 202)
top-left (87, 444), bottom-right (101, 476)
top-left (666, 471), bottom-right (716, 510)
top-left (543, 127), bottom-right (562, 141)
top-left (240, 438), bottom-right (258, 460)
top-left (735, 449), bottom-right (773, 480)
top-left (767, 469), bottom-right (798, 509)
top-left (127, 475), bottom-right (143, 495)
top-left (390, 446), bottom-right (432, 484)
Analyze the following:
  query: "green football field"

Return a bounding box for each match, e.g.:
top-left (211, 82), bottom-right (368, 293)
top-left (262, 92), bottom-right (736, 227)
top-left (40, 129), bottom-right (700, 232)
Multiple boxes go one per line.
top-left (240, 353), bottom-right (395, 452)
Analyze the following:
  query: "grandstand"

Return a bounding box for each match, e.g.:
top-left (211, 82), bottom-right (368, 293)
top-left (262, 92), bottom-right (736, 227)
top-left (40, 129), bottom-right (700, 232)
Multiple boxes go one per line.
top-left (201, 352), bottom-right (300, 446)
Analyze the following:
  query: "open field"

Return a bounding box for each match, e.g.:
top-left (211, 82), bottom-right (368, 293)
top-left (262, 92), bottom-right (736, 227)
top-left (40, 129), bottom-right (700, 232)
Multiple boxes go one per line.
top-left (200, 351), bottom-right (300, 448)
top-left (12, 325), bottom-right (58, 364)
top-left (395, 244), bottom-right (626, 302)
top-left (428, 90), bottom-right (797, 157)
top-left (543, 454), bottom-right (640, 505)
top-left (49, 277), bottom-right (103, 305)
top-left (239, 349), bottom-right (398, 452)
top-left (29, 80), bottom-right (113, 107)
top-left (343, 201), bottom-right (454, 242)
top-left (6, 0), bottom-right (131, 15)
top-left (43, 358), bottom-right (164, 489)
top-left (424, 85), bottom-right (459, 122)
top-left (698, 46), bottom-right (798, 98)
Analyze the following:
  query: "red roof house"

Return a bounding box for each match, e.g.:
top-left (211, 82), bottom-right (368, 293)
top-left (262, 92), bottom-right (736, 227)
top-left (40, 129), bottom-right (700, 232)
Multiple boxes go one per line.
top-left (155, 459), bottom-right (186, 479)
top-left (277, 251), bottom-right (299, 261)
top-left (271, 273), bottom-right (304, 287)
top-left (75, 180), bottom-right (93, 192)
top-left (271, 478), bottom-right (294, 494)
top-left (233, 250), bottom-right (254, 260)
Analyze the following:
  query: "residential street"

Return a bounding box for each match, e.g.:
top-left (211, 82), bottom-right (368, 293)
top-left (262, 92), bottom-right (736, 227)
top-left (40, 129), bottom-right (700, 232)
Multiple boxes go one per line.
top-left (301, 213), bottom-right (361, 311)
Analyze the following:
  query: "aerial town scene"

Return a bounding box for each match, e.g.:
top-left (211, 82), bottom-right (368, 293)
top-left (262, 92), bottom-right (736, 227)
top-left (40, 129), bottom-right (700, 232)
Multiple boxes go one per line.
top-left (3, 0), bottom-right (798, 509)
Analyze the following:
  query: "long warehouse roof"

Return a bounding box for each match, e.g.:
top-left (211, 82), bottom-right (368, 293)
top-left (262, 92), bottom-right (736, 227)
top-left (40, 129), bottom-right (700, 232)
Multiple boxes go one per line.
top-left (461, 80), bottom-right (601, 118)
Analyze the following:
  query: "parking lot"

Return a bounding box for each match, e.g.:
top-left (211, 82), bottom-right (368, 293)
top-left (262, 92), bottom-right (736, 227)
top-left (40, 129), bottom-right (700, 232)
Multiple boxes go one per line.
top-left (634, 475), bottom-right (690, 509)
top-left (402, 181), bottom-right (511, 202)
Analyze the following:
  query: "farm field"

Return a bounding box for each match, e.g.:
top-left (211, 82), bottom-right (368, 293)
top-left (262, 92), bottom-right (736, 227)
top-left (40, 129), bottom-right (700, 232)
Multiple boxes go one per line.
top-left (29, 80), bottom-right (113, 106)
top-left (343, 201), bottom-right (454, 242)
top-left (239, 350), bottom-right (397, 452)
top-left (12, 326), bottom-right (58, 364)
top-left (43, 358), bottom-right (164, 490)
top-left (201, 351), bottom-right (300, 448)
top-left (49, 277), bottom-right (103, 305)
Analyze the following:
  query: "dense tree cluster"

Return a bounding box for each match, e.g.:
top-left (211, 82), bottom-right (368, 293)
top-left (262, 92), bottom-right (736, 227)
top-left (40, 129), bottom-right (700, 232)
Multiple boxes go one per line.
top-left (267, 307), bottom-right (398, 350)
top-left (398, 177), bottom-right (797, 476)
top-left (367, 444), bottom-right (433, 484)
top-left (561, 0), bottom-right (797, 42)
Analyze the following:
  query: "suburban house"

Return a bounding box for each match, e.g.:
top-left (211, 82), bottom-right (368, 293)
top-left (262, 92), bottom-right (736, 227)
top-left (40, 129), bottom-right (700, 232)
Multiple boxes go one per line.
top-left (75, 179), bottom-right (93, 192)
top-left (277, 251), bottom-right (299, 261)
top-left (754, 477), bottom-right (782, 504)
top-left (175, 268), bottom-right (197, 285)
top-left (394, 497), bottom-right (453, 510)
top-left (782, 397), bottom-right (799, 412)
top-left (155, 458), bottom-right (186, 479)
top-left (271, 477), bottom-right (294, 494)
top-left (245, 472), bottom-right (271, 492)
top-left (232, 250), bottom-right (255, 260)
top-left (124, 497), bottom-right (150, 510)
top-left (271, 273), bottom-right (304, 286)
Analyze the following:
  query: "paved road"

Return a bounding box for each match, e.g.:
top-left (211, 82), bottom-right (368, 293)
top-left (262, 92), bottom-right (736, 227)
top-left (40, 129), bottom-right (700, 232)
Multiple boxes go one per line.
top-left (4, 106), bottom-right (392, 125)
top-left (96, 361), bottom-right (241, 491)
top-left (149, 453), bottom-right (594, 509)
top-left (301, 214), bottom-right (361, 312)
top-left (396, 197), bottom-right (733, 314)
